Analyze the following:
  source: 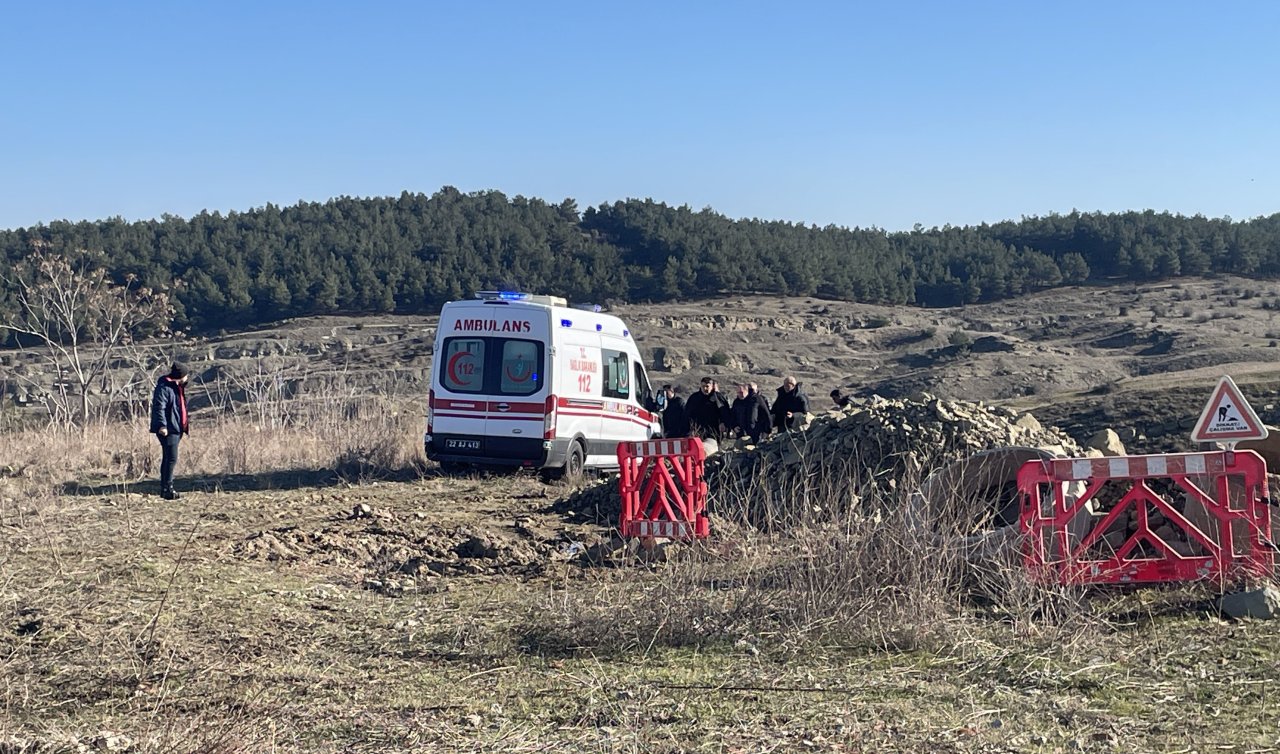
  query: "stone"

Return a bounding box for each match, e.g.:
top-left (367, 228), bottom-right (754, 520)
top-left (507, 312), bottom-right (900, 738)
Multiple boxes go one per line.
top-left (654, 347), bottom-right (691, 374)
top-left (1220, 586), bottom-right (1280, 620)
top-left (93, 732), bottom-right (132, 753)
top-left (455, 535), bottom-right (500, 559)
top-left (350, 503), bottom-right (373, 519)
top-left (1086, 428), bottom-right (1126, 457)
top-left (638, 537), bottom-right (673, 563)
top-left (1014, 413), bottom-right (1042, 432)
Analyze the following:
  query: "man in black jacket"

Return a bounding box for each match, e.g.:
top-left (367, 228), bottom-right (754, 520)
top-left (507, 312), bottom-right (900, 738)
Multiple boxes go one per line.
top-left (660, 385), bottom-right (690, 438)
top-left (150, 363), bottom-right (190, 500)
top-left (684, 376), bottom-right (730, 441)
top-left (732, 382), bottom-right (772, 443)
top-left (772, 376), bottom-right (810, 432)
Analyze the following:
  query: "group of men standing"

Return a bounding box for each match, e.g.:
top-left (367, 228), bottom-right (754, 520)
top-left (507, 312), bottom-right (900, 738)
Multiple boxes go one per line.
top-left (658, 375), bottom-right (811, 444)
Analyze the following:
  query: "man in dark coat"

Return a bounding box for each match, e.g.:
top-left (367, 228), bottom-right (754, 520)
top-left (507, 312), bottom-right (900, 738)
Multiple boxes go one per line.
top-left (684, 376), bottom-right (731, 441)
top-left (660, 385), bottom-right (690, 438)
top-left (772, 375), bottom-right (810, 432)
top-left (731, 383), bottom-right (772, 444)
top-left (150, 362), bottom-right (190, 500)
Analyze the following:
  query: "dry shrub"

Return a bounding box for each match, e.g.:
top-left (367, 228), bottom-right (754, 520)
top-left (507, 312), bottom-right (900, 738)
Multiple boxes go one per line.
top-left (0, 381), bottom-right (427, 489)
top-left (527, 455), bottom-right (1091, 657)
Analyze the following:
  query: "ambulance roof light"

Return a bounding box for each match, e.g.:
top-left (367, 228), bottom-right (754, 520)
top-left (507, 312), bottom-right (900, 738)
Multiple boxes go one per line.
top-left (475, 290), bottom-right (531, 302)
top-left (474, 291), bottom-right (568, 306)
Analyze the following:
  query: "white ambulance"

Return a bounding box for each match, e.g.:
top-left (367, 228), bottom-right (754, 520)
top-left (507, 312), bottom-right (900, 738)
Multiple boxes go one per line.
top-left (425, 291), bottom-right (662, 479)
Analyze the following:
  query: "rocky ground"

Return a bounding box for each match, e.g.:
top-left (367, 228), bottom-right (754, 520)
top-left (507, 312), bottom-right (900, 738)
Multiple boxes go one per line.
top-left (6, 275), bottom-right (1280, 448)
top-left (4, 276), bottom-right (1280, 751)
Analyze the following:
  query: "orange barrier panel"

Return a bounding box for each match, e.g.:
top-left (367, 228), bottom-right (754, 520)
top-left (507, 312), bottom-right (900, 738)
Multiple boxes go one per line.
top-left (617, 438), bottom-right (709, 540)
top-left (1019, 451), bottom-right (1273, 585)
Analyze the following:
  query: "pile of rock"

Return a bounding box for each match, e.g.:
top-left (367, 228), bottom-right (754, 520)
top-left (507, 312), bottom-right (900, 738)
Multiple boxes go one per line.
top-left (553, 477), bottom-right (623, 526)
top-left (558, 394), bottom-right (1088, 530)
top-left (709, 394), bottom-right (1083, 512)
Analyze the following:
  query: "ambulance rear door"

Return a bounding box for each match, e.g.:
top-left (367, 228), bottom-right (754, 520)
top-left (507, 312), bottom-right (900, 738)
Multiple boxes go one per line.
top-left (483, 309), bottom-right (552, 452)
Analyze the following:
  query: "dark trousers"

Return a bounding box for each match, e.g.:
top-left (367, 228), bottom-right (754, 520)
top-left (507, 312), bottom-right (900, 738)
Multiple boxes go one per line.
top-left (158, 434), bottom-right (181, 492)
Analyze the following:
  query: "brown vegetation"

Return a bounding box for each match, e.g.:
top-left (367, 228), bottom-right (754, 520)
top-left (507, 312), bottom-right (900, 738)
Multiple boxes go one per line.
top-left (4, 277), bottom-right (1280, 751)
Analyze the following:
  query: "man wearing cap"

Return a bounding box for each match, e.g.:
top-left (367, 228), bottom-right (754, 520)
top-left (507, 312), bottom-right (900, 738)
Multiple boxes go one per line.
top-left (150, 363), bottom-right (191, 500)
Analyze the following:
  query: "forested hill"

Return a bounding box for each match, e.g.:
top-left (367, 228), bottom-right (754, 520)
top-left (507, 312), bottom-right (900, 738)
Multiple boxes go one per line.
top-left (2, 187), bottom-right (1278, 333)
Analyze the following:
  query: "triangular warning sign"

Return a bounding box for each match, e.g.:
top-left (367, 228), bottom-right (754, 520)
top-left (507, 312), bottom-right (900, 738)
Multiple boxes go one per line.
top-left (1190, 375), bottom-right (1269, 443)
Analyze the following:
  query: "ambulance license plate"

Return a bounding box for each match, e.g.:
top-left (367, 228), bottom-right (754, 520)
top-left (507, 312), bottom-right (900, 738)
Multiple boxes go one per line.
top-left (445, 439), bottom-right (482, 451)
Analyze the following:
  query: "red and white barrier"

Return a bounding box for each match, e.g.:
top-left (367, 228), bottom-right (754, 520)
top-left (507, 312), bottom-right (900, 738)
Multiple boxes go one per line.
top-left (1019, 451), bottom-right (1273, 585)
top-left (618, 438), bottom-right (709, 541)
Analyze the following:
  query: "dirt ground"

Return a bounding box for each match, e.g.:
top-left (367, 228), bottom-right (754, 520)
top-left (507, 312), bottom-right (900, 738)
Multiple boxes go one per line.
top-left (4, 277), bottom-right (1280, 752)
top-left (3, 469), bottom-right (1280, 753)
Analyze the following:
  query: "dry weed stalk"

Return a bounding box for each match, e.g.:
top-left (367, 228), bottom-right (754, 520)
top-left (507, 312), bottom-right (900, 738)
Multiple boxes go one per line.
top-left (0, 371), bottom-right (426, 490)
top-left (0, 248), bottom-right (176, 434)
top-left (534, 449), bottom-right (1094, 657)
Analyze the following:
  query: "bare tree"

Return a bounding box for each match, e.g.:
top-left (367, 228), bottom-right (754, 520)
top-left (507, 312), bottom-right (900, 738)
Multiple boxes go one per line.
top-left (1, 248), bottom-right (175, 433)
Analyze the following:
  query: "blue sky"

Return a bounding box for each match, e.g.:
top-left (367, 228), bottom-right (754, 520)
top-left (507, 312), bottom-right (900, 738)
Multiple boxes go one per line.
top-left (2, 1), bottom-right (1277, 232)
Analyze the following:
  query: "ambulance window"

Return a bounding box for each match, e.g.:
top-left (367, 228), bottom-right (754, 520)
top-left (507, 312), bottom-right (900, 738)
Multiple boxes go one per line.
top-left (633, 361), bottom-right (653, 407)
top-left (441, 338), bottom-right (486, 393)
top-left (601, 349), bottom-right (630, 400)
top-left (499, 339), bottom-right (543, 396)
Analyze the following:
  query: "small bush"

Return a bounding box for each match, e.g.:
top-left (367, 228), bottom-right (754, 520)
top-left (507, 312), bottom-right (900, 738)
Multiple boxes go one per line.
top-left (865, 316), bottom-right (892, 329)
top-left (706, 350), bottom-right (732, 366)
top-left (1089, 381), bottom-right (1117, 396)
top-left (947, 330), bottom-right (973, 348)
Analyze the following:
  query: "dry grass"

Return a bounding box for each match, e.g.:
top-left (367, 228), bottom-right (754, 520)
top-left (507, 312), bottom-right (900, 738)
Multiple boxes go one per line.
top-left (3, 394), bottom-right (1280, 751)
top-left (525, 457), bottom-right (1093, 660)
top-left (0, 393), bottom-right (426, 492)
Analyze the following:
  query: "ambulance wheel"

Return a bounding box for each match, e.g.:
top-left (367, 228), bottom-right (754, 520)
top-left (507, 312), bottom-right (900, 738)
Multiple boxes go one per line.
top-left (545, 442), bottom-right (585, 483)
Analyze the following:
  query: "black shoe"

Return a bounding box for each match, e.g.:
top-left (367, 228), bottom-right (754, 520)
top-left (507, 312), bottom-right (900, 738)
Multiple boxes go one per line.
top-left (161, 489), bottom-right (181, 500)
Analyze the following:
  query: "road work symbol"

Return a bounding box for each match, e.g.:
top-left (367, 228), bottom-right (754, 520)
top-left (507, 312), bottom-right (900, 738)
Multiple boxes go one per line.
top-left (1191, 375), bottom-right (1268, 445)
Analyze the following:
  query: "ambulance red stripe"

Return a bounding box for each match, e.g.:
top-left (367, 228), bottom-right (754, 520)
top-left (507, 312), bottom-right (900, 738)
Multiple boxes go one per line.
top-left (431, 411), bottom-right (543, 422)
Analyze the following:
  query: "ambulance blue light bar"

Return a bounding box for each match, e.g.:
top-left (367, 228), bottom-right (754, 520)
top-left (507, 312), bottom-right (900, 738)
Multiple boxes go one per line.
top-left (475, 290), bottom-right (531, 302)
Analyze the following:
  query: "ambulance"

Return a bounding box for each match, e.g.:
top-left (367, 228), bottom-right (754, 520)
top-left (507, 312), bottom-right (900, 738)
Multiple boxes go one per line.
top-left (425, 291), bottom-right (662, 479)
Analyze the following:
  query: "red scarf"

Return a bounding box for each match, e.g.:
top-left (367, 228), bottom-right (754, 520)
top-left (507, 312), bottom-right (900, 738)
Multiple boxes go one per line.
top-left (166, 376), bottom-right (189, 432)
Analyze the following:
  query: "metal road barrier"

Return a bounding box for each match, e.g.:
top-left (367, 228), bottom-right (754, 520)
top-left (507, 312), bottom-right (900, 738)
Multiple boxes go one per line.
top-left (1019, 451), bottom-right (1273, 585)
top-left (618, 438), bottom-right (709, 540)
